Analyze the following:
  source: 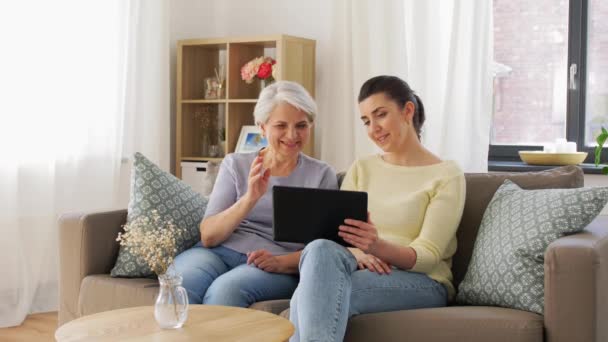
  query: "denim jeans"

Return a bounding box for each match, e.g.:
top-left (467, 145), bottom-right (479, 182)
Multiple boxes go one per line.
top-left (289, 239), bottom-right (447, 342)
top-left (173, 242), bottom-right (299, 306)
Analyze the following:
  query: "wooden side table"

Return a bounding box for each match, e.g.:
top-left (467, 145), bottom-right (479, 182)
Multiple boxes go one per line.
top-left (55, 305), bottom-right (294, 341)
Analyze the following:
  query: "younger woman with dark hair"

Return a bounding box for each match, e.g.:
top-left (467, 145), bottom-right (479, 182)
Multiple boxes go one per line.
top-left (289, 75), bottom-right (466, 342)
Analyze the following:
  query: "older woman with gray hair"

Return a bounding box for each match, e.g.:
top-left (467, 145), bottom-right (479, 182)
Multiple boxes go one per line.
top-left (173, 80), bottom-right (338, 307)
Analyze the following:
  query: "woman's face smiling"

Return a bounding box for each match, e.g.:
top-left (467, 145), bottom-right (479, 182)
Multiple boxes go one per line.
top-left (260, 102), bottom-right (311, 157)
top-left (358, 93), bottom-right (415, 153)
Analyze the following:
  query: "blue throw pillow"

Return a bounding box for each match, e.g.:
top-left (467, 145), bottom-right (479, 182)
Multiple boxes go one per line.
top-left (111, 152), bottom-right (208, 277)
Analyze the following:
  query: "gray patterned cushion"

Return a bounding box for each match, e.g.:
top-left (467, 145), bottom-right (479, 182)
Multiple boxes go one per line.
top-left (111, 152), bottom-right (208, 277)
top-left (456, 180), bottom-right (608, 314)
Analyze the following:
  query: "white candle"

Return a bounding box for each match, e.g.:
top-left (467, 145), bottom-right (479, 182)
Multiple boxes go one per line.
top-left (555, 138), bottom-right (568, 153)
top-left (565, 142), bottom-right (577, 153)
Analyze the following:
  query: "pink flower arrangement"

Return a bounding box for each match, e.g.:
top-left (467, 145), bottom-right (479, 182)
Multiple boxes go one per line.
top-left (241, 56), bottom-right (276, 84)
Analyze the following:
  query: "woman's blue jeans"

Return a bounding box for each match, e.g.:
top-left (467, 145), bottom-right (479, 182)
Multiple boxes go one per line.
top-left (289, 239), bottom-right (447, 342)
top-left (173, 242), bottom-right (299, 306)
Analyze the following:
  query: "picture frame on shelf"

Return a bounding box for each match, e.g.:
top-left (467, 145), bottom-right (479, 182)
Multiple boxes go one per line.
top-left (235, 125), bottom-right (268, 153)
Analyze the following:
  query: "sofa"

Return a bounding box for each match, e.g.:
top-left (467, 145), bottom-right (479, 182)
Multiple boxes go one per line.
top-left (58, 165), bottom-right (608, 342)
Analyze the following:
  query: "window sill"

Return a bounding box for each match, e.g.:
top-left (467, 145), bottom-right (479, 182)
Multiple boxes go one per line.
top-left (488, 160), bottom-right (605, 175)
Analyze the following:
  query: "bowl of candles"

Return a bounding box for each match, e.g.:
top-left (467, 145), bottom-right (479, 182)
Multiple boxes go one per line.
top-left (518, 151), bottom-right (588, 166)
top-left (519, 139), bottom-right (587, 166)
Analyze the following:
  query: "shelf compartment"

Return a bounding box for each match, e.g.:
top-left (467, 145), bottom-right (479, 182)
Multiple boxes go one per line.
top-left (228, 42), bottom-right (277, 99)
top-left (180, 103), bottom-right (226, 159)
top-left (179, 43), bottom-right (227, 101)
top-left (226, 103), bottom-right (256, 153)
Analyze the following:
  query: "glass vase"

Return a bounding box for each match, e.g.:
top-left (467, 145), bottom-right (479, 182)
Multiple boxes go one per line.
top-left (154, 273), bottom-right (189, 329)
top-left (201, 133), bottom-right (212, 157)
top-left (260, 77), bottom-right (274, 93)
top-left (209, 144), bottom-right (220, 157)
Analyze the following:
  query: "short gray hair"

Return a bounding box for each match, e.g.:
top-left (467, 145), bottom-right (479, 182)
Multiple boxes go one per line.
top-left (253, 81), bottom-right (316, 125)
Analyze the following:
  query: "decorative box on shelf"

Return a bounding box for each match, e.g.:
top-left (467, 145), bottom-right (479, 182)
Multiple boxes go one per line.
top-left (180, 161), bottom-right (219, 196)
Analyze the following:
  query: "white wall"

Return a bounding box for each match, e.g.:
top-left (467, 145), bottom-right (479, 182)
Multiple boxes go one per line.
top-left (169, 0), bottom-right (335, 171)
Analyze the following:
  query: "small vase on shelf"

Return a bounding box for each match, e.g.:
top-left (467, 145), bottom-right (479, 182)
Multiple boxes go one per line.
top-left (209, 144), bottom-right (220, 158)
top-left (260, 77), bottom-right (274, 93)
top-left (154, 272), bottom-right (189, 329)
top-left (219, 140), bottom-right (226, 157)
top-left (217, 128), bottom-right (226, 157)
top-left (201, 132), bottom-right (214, 157)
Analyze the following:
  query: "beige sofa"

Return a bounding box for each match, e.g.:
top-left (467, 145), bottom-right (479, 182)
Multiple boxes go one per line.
top-left (58, 166), bottom-right (608, 342)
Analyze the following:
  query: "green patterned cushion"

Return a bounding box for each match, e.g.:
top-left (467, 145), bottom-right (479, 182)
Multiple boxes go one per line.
top-left (111, 152), bottom-right (208, 277)
top-left (456, 180), bottom-right (608, 314)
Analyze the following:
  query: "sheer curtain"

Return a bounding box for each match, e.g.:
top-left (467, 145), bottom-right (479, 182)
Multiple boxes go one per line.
top-left (318, 0), bottom-right (492, 172)
top-left (405, 0), bottom-right (493, 172)
top-left (0, 0), bottom-right (169, 328)
top-left (318, 0), bottom-right (409, 171)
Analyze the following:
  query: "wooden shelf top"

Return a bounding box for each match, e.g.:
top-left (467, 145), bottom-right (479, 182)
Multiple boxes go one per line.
top-left (178, 34), bottom-right (315, 47)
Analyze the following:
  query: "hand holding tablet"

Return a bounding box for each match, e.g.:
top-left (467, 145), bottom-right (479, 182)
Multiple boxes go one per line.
top-left (272, 186), bottom-right (368, 246)
top-left (338, 213), bottom-right (381, 254)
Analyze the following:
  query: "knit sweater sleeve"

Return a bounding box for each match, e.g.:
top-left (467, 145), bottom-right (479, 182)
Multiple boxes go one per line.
top-left (340, 160), bottom-right (359, 191)
top-left (409, 173), bottom-right (466, 273)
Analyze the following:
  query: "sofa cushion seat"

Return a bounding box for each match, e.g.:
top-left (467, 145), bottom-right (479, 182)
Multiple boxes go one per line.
top-left (249, 299), bottom-right (291, 315)
top-left (275, 305), bottom-right (542, 342)
top-left (78, 275), bottom-right (159, 316)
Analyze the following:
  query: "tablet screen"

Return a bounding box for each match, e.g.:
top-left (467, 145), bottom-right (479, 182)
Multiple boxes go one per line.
top-left (272, 186), bottom-right (368, 246)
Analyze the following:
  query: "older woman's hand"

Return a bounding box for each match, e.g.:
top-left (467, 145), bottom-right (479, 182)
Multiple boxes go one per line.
top-left (247, 249), bottom-right (286, 273)
top-left (339, 213), bottom-right (381, 255)
top-left (245, 150), bottom-right (271, 203)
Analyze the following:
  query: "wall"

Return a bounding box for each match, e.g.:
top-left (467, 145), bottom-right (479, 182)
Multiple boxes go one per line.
top-left (169, 0), bottom-right (334, 172)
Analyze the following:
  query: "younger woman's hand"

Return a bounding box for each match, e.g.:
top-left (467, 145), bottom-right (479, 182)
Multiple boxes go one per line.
top-left (339, 213), bottom-right (381, 255)
top-left (347, 247), bottom-right (391, 274)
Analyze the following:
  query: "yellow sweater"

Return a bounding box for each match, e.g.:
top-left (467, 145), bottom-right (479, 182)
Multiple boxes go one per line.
top-left (341, 155), bottom-right (466, 299)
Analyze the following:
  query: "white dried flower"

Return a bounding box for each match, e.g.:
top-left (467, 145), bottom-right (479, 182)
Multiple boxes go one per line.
top-left (116, 210), bottom-right (183, 275)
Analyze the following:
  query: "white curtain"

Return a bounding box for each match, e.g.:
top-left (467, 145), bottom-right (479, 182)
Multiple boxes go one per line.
top-left (405, 0), bottom-right (493, 172)
top-left (318, 0), bottom-right (493, 172)
top-left (318, 0), bottom-right (409, 171)
top-left (0, 0), bottom-right (169, 328)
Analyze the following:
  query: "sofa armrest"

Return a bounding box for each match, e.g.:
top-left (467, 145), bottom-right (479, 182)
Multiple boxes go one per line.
top-left (58, 209), bottom-right (127, 326)
top-left (544, 215), bottom-right (608, 342)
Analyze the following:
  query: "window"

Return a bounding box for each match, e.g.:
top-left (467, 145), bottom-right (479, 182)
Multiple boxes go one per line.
top-left (490, 0), bottom-right (608, 164)
top-left (585, 0), bottom-right (608, 146)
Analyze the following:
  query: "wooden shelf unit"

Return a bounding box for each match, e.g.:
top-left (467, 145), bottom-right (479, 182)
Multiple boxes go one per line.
top-left (175, 35), bottom-right (316, 178)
